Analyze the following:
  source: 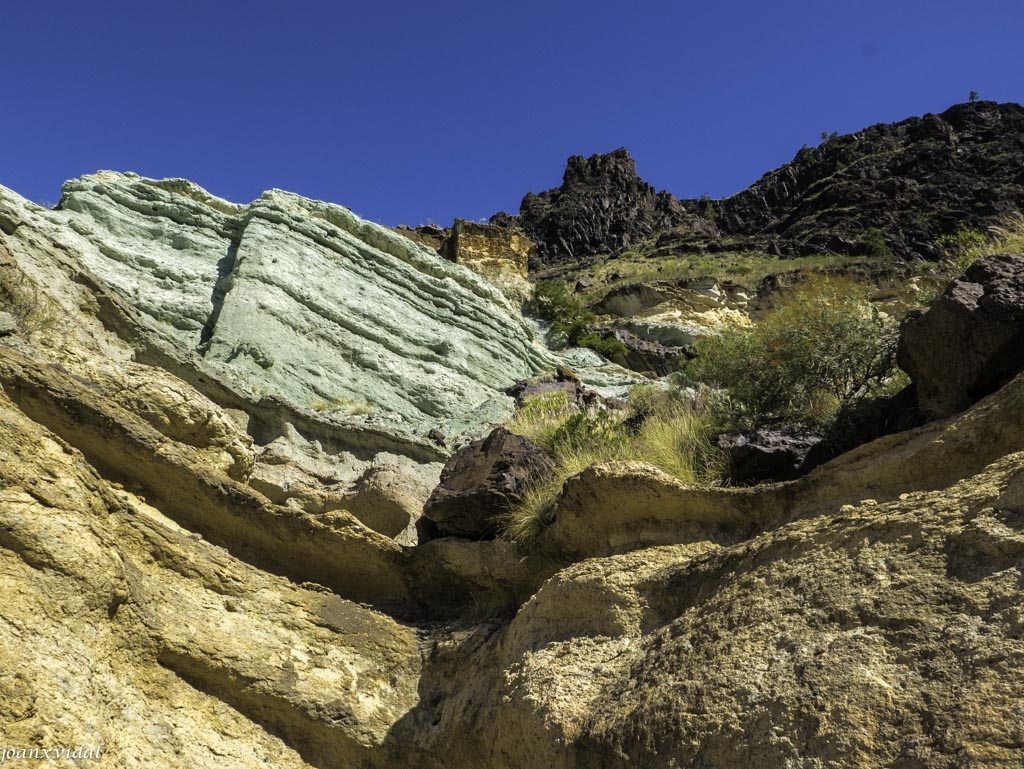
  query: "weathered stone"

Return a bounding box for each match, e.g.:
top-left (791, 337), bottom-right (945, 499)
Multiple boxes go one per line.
top-left (423, 427), bottom-right (554, 539)
top-left (596, 327), bottom-right (690, 375)
top-left (393, 223), bottom-right (449, 250)
top-left (506, 377), bottom-right (582, 409)
top-left (899, 253), bottom-right (1024, 416)
top-left (440, 218), bottom-right (534, 301)
top-left (502, 148), bottom-right (691, 266)
top-left (715, 425), bottom-right (824, 484)
top-left (0, 310), bottom-right (15, 335)
top-left (54, 172), bottom-right (551, 440)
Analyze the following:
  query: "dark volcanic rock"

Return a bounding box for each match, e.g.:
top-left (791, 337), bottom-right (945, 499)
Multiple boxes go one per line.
top-left (506, 378), bottom-right (583, 409)
top-left (422, 427), bottom-right (554, 540)
top-left (898, 253), bottom-right (1024, 417)
top-left (712, 101), bottom-right (1024, 260)
top-left (716, 426), bottom-right (824, 484)
top-left (503, 102), bottom-right (1024, 267)
top-left (501, 148), bottom-right (691, 267)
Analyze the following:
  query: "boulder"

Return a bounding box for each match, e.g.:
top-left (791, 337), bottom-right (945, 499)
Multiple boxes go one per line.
top-left (423, 427), bottom-right (554, 539)
top-left (898, 253), bottom-right (1024, 416)
top-left (439, 218), bottom-right (534, 301)
top-left (716, 425), bottom-right (824, 484)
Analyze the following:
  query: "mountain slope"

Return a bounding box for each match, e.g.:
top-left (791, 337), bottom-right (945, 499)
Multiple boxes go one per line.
top-left (498, 101), bottom-right (1024, 266)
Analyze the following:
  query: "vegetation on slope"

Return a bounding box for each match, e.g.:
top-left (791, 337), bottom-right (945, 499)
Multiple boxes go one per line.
top-left (686, 276), bottom-right (902, 428)
top-left (501, 386), bottom-right (724, 543)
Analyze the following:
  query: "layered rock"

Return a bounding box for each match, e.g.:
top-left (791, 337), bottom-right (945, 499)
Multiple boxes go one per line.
top-left (439, 218), bottom-right (534, 302)
top-left (56, 172), bottom-right (549, 441)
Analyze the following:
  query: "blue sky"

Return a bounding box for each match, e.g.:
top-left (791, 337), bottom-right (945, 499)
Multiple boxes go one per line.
top-left (3, 1), bottom-right (1022, 226)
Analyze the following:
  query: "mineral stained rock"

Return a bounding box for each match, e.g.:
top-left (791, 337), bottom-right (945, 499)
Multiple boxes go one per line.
top-left (55, 171), bottom-right (550, 440)
top-left (1, 166), bottom-right (1023, 769)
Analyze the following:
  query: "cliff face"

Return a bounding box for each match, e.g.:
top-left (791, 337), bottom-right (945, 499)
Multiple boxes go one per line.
top-left (2, 169), bottom-right (1024, 768)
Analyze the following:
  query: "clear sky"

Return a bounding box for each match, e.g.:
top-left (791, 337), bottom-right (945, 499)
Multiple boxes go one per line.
top-left (2, 1), bottom-right (1022, 227)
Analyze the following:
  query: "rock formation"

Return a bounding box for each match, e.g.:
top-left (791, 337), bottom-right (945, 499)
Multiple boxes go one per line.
top-left (715, 101), bottom-right (1024, 259)
top-left (496, 148), bottom-right (690, 266)
top-left (503, 101), bottom-right (1024, 265)
top-left (422, 427), bottom-right (554, 540)
top-left (1, 157), bottom-right (1024, 769)
top-left (439, 218), bottom-right (534, 302)
top-left (899, 252), bottom-right (1024, 417)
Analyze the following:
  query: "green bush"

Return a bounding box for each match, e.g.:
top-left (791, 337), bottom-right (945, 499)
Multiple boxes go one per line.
top-left (528, 279), bottom-right (596, 346)
top-left (687, 277), bottom-right (899, 427)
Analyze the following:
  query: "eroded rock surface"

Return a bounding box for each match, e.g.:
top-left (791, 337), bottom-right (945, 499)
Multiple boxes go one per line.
top-left (440, 218), bottom-right (534, 302)
top-left (56, 172), bottom-right (549, 440)
top-left (1, 169), bottom-right (1023, 769)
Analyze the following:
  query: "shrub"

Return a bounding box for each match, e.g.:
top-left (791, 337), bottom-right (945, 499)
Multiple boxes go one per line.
top-left (0, 272), bottom-right (59, 338)
top-left (528, 279), bottom-right (595, 346)
top-left (687, 276), bottom-right (899, 428)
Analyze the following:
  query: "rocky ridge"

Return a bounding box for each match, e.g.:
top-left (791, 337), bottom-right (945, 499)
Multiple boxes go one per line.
top-left (501, 101), bottom-right (1024, 266)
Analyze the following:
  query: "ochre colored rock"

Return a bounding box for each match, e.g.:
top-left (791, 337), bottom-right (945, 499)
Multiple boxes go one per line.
top-left (440, 218), bottom-right (534, 301)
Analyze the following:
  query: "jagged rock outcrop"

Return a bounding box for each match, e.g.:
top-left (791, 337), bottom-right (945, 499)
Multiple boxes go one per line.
top-left (497, 148), bottom-right (690, 266)
top-left (899, 253), bottom-right (1024, 417)
top-left (503, 102), bottom-right (1024, 266)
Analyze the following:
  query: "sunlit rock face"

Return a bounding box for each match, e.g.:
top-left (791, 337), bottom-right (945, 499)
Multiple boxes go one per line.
top-left (57, 171), bottom-right (550, 441)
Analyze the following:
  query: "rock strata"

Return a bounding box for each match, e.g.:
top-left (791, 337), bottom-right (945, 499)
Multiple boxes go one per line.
top-left (439, 218), bottom-right (534, 301)
top-left (55, 172), bottom-right (550, 440)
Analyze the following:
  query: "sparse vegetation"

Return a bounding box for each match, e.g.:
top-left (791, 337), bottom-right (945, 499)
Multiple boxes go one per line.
top-left (0, 272), bottom-right (60, 338)
top-left (928, 212), bottom-right (1024, 288)
top-left (502, 386), bottom-right (724, 544)
top-left (687, 276), bottom-right (900, 428)
top-left (528, 278), bottom-right (600, 348)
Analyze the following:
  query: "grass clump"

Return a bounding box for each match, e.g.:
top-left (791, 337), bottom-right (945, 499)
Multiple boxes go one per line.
top-left (502, 385), bottom-right (724, 544)
top-left (687, 276), bottom-right (899, 429)
top-left (933, 213), bottom-right (1024, 281)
